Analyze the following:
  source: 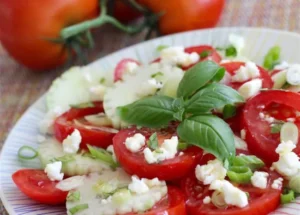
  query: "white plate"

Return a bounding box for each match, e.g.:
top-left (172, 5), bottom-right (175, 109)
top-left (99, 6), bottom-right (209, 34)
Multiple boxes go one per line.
top-left (1, 27), bottom-right (300, 215)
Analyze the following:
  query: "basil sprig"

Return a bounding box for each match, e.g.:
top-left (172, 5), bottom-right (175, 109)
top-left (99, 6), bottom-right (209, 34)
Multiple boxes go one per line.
top-left (118, 61), bottom-right (245, 161)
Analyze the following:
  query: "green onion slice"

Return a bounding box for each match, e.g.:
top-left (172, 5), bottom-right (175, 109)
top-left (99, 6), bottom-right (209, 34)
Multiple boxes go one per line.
top-left (69, 204), bottom-right (89, 215)
top-left (263, 46), bottom-right (281, 70)
top-left (18, 146), bottom-right (38, 160)
top-left (67, 191), bottom-right (81, 202)
top-left (232, 155), bottom-right (265, 171)
top-left (281, 189), bottom-right (295, 204)
top-left (87, 145), bottom-right (118, 168)
top-left (227, 166), bottom-right (253, 184)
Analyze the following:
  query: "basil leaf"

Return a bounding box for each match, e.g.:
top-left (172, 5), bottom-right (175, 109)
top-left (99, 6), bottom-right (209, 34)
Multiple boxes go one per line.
top-left (177, 61), bottom-right (225, 98)
top-left (177, 115), bottom-right (235, 161)
top-left (263, 46), bottom-right (281, 70)
top-left (147, 133), bottom-right (158, 150)
top-left (118, 95), bottom-right (175, 128)
top-left (185, 83), bottom-right (244, 115)
top-left (225, 46), bottom-right (237, 57)
top-left (223, 104), bottom-right (237, 119)
top-left (211, 67), bottom-right (225, 82)
top-left (177, 141), bottom-right (189, 150)
top-left (199, 50), bottom-right (212, 58)
top-left (173, 109), bottom-right (185, 121)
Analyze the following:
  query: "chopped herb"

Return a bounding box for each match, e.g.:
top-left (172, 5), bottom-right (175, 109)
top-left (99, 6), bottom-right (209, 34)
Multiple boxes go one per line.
top-left (223, 104), bottom-right (237, 119)
top-left (67, 191), bottom-right (81, 202)
top-left (225, 46), bottom-right (237, 57)
top-left (282, 82), bottom-right (291, 89)
top-left (270, 122), bottom-right (284, 134)
top-left (281, 189), bottom-right (295, 204)
top-left (69, 204), bottom-right (89, 215)
top-left (70, 102), bottom-right (95, 109)
top-left (50, 155), bottom-right (75, 163)
top-left (199, 50), bottom-right (212, 58)
top-left (156, 45), bottom-right (169, 52)
top-left (18, 146), bottom-right (38, 160)
top-left (263, 46), bottom-right (281, 70)
top-left (100, 77), bottom-right (106, 84)
top-left (177, 141), bottom-right (189, 150)
top-left (147, 133), bottom-right (159, 150)
top-left (87, 145), bottom-right (118, 168)
top-left (151, 72), bottom-right (164, 78)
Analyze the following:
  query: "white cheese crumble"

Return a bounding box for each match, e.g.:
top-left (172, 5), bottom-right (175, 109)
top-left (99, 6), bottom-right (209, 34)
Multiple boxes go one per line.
top-left (286, 64), bottom-right (300, 85)
top-left (89, 85), bottom-right (106, 101)
top-left (56, 175), bottom-right (85, 191)
top-left (160, 46), bottom-right (199, 67)
top-left (251, 171), bottom-right (269, 189)
top-left (271, 177), bottom-right (283, 190)
top-left (274, 61), bottom-right (289, 70)
top-left (39, 106), bottom-right (68, 134)
top-left (128, 176), bottom-right (150, 194)
top-left (240, 129), bottom-right (246, 140)
top-left (232, 62), bottom-right (260, 82)
top-left (259, 112), bottom-right (275, 123)
top-left (272, 141), bottom-right (300, 178)
top-left (62, 129), bottom-right (82, 154)
top-left (203, 196), bottom-right (211, 204)
top-left (143, 136), bottom-right (178, 164)
top-left (238, 79), bottom-right (262, 100)
top-left (107, 145), bottom-right (117, 162)
top-left (195, 159), bottom-right (227, 185)
top-left (36, 135), bottom-right (46, 143)
top-left (234, 135), bottom-right (248, 150)
top-left (124, 62), bottom-right (139, 75)
top-left (228, 34), bottom-right (245, 54)
top-left (44, 161), bottom-right (64, 181)
top-left (125, 133), bottom-right (146, 153)
top-left (209, 180), bottom-right (248, 208)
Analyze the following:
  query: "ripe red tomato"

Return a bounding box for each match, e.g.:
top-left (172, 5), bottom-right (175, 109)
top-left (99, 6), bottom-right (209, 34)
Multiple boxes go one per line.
top-left (113, 0), bottom-right (142, 23)
top-left (126, 186), bottom-right (186, 215)
top-left (12, 169), bottom-right (68, 205)
top-left (181, 169), bottom-right (281, 215)
top-left (0, 0), bottom-right (99, 70)
top-left (114, 58), bottom-right (141, 82)
top-left (113, 127), bottom-right (204, 180)
top-left (242, 90), bottom-right (300, 164)
top-left (54, 102), bottom-right (118, 149)
top-left (139, 0), bottom-right (225, 35)
top-left (220, 62), bottom-right (273, 91)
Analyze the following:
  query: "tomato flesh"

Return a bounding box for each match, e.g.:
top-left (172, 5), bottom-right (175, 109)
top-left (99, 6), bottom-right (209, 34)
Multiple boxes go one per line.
top-left (12, 169), bottom-right (68, 205)
top-left (242, 90), bottom-right (300, 164)
top-left (54, 101), bottom-right (117, 149)
top-left (114, 58), bottom-right (141, 82)
top-left (113, 127), bottom-right (204, 180)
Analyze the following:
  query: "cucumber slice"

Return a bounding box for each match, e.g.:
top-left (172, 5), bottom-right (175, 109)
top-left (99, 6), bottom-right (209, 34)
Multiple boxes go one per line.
top-left (159, 73), bottom-right (183, 98)
top-left (272, 70), bottom-right (287, 89)
top-left (46, 66), bottom-right (113, 111)
top-left (104, 63), bottom-right (184, 128)
top-left (38, 139), bottom-right (110, 176)
top-left (66, 170), bottom-right (167, 215)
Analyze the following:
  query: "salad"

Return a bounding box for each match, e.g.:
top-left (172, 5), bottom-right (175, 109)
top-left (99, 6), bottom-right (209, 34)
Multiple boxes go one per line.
top-left (11, 34), bottom-right (300, 215)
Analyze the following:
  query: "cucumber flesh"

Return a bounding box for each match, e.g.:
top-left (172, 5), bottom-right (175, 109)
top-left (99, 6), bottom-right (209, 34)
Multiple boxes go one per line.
top-left (272, 70), bottom-right (287, 89)
top-left (159, 73), bottom-right (183, 98)
top-left (38, 138), bottom-right (110, 176)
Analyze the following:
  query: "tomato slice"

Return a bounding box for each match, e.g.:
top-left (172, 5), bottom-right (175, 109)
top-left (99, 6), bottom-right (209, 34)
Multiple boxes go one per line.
top-left (242, 90), bottom-right (300, 164)
top-left (113, 127), bottom-right (204, 180)
top-left (12, 169), bottom-right (68, 205)
top-left (220, 62), bottom-right (273, 90)
top-left (54, 101), bottom-right (117, 149)
top-left (126, 186), bottom-right (186, 215)
top-left (181, 169), bottom-right (281, 215)
top-left (114, 58), bottom-right (141, 82)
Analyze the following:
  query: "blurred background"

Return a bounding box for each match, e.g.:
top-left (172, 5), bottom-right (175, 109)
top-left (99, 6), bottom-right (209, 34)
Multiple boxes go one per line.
top-left (0, 0), bottom-right (300, 213)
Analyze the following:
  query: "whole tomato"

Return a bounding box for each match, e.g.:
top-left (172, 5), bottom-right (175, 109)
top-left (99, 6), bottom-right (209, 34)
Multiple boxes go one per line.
top-left (114, 1), bottom-right (142, 23)
top-left (140, 0), bottom-right (225, 35)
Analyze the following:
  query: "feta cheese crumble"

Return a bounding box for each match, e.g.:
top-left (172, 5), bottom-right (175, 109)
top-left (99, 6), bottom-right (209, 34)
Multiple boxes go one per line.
top-left (195, 159), bottom-right (227, 185)
top-left (228, 34), bottom-right (245, 54)
top-left (137, 78), bottom-right (163, 97)
top-left (234, 135), bottom-right (248, 150)
top-left (62, 129), bottom-right (82, 154)
top-left (251, 171), bottom-right (269, 189)
top-left (271, 177), bottom-right (283, 190)
top-left (160, 46), bottom-right (199, 67)
top-left (209, 180), bottom-right (248, 208)
top-left (128, 176), bottom-right (150, 194)
top-left (89, 85), bottom-right (106, 101)
top-left (44, 161), bottom-right (64, 181)
top-left (238, 79), bottom-right (262, 100)
top-left (232, 62), bottom-right (260, 82)
top-left (125, 133), bottom-right (146, 153)
top-left (286, 64), bottom-right (300, 86)
top-left (203, 196), bottom-right (211, 204)
top-left (124, 62), bottom-right (139, 75)
top-left (143, 136), bottom-right (178, 164)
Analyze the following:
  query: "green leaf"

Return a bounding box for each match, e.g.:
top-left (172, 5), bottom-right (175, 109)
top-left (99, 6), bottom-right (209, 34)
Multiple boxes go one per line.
top-left (232, 155), bottom-right (265, 171)
top-left (199, 50), bottom-right (212, 58)
top-left (117, 95), bottom-right (176, 128)
top-left (225, 46), bottom-right (237, 57)
top-left (177, 141), bottom-right (189, 150)
top-left (147, 133), bottom-right (159, 150)
top-left (67, 191), bottom-right (81, 202)
top-left (211, 67), bottom-right (225, 82)
top-left (270, 122), bottom-right (284, 134)
top-left (177, 115), bottom-right (236, 161)
top-left (70, 102), bottom-right (95, 109)
top-left (177, 61), bottom-right (225, 98)
top-left (223, 104), bottom-right (237, 119)
top-left (263, 46), bottom-right (281, 70)
top-left (185, 83), bottom-right (244, 115)
top-left (173, 109), bottom-right (185, 121)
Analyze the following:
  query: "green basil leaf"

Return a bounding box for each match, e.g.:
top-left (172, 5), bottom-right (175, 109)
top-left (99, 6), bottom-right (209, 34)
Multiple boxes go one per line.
top-left (117, 95), bottom-right (175, 128)
top-left (225, 46), bottom-right (237, 57)
top-left (177, 141), bottom-right (189, 150)
top-left (177, 115), bottom-right (236, 161)
top-left (263, 46), bottom-right (281, 70)
top-left (173, 109), bottom-right (185, 121)
top-left (177, 61), bottom-right (224, 98)
top-left (223, 104), bottom-right (237, 119)
top-left (211, 67), bottom-right (225, 82)
top-left (199, 50), bottom-right (212, 58)
top-left (185, 83), bottom-right (244, 115)
top-left (147, 133), bottom-right (158, 150)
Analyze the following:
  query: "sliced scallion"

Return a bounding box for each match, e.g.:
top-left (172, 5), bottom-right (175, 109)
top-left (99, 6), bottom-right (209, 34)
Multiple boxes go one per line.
top-left (69, 204), bottom-right (88, 215)
top-left (147, 133), bottom-right (158, 150)
top-left (177, 141), bottom-right (189, 150)
top-left (280, 122), bottom-right (299, 144)
top-left (67, 191), bottom-right (81, 202)
top-left (263, 46), bottom-right (281, 70)
top-left (199, 50), bottom-right (212, 58)
top-left (156, 45), bottom-right (169, 52)
top-left (87, 145), bottom-right (118, 168)
top-left (50, 155), bottom-right (75, 163)
top-left (70, 102), bottom-right (95, 109)
top-left (232, 155), bottom-right (265, 171)
top-left (18, 146), bottom-right (38, 160)
top-left (211, 191), bottom-right (227, 208)
top-left (227, 166), bottom-right (253, 184)
top-left (281, 189), bottom-right (295, 204)
top-left (225, 46), bottom-right (237, 57)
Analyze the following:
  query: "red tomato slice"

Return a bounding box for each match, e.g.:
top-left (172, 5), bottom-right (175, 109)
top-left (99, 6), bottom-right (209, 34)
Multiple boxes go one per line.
top-left (126, 186), bottom-right (186, 215)
top-left (113, 127), bottom-right (204, 180)
top-left (54, 101), bottom-right (117, 149)
top-left (12, 169), bottom-right (68, 205)
top-left (181, 169), bottom-right (281, 215)
top-left (114, 58), bottom-right (141, 82)
top-left (242, 90), bottom-right (300, 164)
top-left (220, 62), bottom-right (273, 90)
top-left (151, 45), bottom-right (222, 68)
